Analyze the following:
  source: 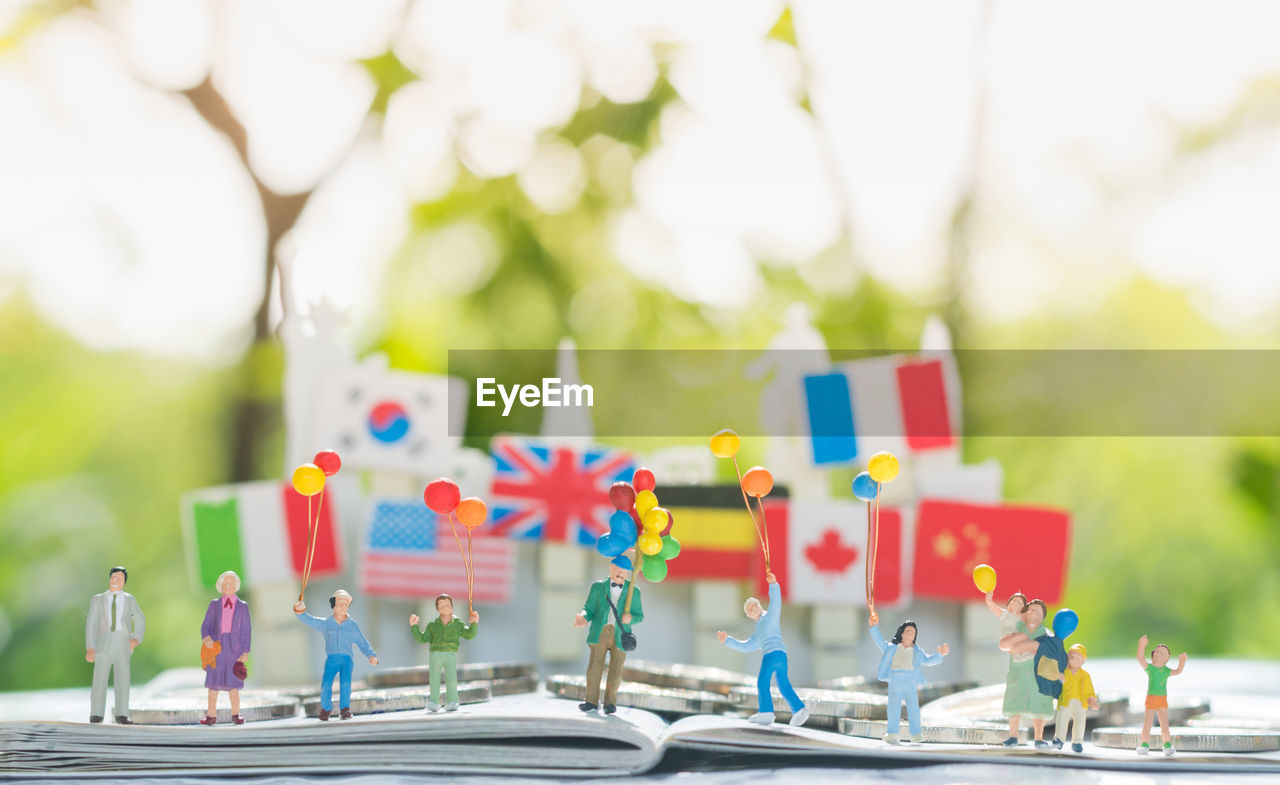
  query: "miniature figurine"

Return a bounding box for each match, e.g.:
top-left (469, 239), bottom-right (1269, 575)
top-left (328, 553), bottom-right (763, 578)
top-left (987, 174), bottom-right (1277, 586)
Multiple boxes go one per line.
top-left (409, 594), bottom-right (478, 712)
top-left (717, 572), bottom-right (810, 727)
top-left (199, 571), bottom-right (252, 725)
top-left (573, 553), bottom-right (643, 714)
top-left (1136, 633), bottom-right (1187, 756)
top-left (86, 566), bottom-right (145, 724)
top-left (984, 590), bottom-right (1028, 652)
top-left (999, 598), bottom-right (1055, 748)
top-left (869, 617), bottom-right (948, 743)
top-left (293, 590), bottom-right (379, 721)
top-left (1052, 643), bottom-right (1098, 753)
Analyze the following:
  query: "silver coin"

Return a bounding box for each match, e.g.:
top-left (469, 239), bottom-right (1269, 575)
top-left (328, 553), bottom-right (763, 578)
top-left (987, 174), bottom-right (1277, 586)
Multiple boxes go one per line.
top-left (1189, 714), bottom-right (1280, 731)
top-left (545, 674), bottom-right (730, 716)
top-left (301, 684), bottom-right (491, 717)
top-left (728, 686), bottom-right (887, 727)
top-left (464, 675), bottom-right (538, 697)
top-left (621, 660), bottom-right (756, 696)
top-left (921, 684), bottom-right (1128, 729)
top-left (260, 681), bottom-right (367, 701)
top-left (128, 690), bottom-right (300, 725)
top-left (366, 661), bottom-right (536, 688)
top-left (1091, 726), bottom-right (1280, 752)
top-left (838, 717), bottom-right (1032, 745)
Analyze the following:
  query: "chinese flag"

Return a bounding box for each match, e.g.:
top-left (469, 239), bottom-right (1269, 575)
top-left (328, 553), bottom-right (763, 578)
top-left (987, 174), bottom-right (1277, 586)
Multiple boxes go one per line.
top-left (912, 500), bottom-right (1070, 603)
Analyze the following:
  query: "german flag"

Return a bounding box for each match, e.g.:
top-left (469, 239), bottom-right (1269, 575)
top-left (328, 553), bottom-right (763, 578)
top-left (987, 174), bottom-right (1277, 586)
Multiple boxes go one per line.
top-left (660, 485), bottom-right (788, 582)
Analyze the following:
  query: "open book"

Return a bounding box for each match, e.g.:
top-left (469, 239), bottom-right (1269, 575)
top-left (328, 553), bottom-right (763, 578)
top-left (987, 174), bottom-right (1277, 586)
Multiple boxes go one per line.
top-left (4, 692), bottom-right (1279, 777)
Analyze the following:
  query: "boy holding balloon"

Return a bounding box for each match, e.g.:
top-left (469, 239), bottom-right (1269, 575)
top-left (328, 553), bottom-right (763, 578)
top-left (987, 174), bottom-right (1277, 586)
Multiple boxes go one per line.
top-left (717, 572), bottom-right (810, 728)
top-left (409, 595), bottom-right (478, 712)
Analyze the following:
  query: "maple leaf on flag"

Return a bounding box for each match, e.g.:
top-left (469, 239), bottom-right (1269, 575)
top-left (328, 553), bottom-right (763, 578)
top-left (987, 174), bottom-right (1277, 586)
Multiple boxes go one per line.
top-left (804, 529), bottom-right (859, 574)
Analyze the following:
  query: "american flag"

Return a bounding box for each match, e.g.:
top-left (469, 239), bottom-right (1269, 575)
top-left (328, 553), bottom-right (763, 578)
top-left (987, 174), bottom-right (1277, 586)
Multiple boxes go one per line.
top-left (358, 499), bottom-right (514, 601)
top-left (489, 438), bottom-right (635, 546)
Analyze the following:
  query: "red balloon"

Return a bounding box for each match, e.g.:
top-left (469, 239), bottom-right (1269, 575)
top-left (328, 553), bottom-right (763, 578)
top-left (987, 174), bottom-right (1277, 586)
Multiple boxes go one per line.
top-left (424, 478), bottom-right (461, 514)
top-left (659, 508), bottom-right (675, 537)
top-left (313, 450), bottom-right (341, 476)
top-left (633, 468), bottom-right (656, 493)
top-left (608, 482), bottom-right (636, 512)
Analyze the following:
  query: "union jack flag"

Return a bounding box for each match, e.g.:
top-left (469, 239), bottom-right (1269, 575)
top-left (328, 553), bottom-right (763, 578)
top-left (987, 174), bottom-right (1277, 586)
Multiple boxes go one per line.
top-left (488, 437), bottom-right (635, 545)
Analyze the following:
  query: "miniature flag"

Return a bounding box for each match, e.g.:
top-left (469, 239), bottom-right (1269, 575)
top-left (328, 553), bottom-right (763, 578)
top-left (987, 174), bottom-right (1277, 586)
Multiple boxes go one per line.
top-left (182, 482), bottom-right (342, 590)
top-left (660, 486), bottom-right (788, 582)
top-left (488, 437), bottom-right (634, 545)
top-left (802, 355), bottom-right (956, 465)
top-left (359, 499), bottom-right (514, 601)
top-left (770, 500), bottom-right (908, 607)
top-left (311, 365), bottom-right (465, 475)
top-left (912, 500), bottom-right (1071, 604)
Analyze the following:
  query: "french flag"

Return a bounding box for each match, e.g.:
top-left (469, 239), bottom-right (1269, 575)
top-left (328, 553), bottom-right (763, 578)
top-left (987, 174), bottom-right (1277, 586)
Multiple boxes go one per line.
top-left (802, 356), bottom-right (957, 465)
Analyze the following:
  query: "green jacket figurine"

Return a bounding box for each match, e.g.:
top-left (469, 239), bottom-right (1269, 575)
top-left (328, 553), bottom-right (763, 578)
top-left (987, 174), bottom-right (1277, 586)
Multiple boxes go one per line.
top-left (581, 577), bottom-right (643, 648)
top-left (411, 616), bottom-right (478, 652)
top-left (408, 594), bottom-right (478, 712)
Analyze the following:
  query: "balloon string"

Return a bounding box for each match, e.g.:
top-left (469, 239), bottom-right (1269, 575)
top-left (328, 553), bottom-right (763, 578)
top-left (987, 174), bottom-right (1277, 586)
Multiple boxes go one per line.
top-left (757, 496), bottom-right (772, 574)
top-left (466, 528), bottom-right (475, 615)
top-left (869, 483), bottom-right (882, 622)
top-left (446, 511), bottom-right (473, 614)
top-left (302, 490), bottom-right (324, 597)
top-left (731, 455), bottom-right (771, 569)
top-left (299, 493), bottom-right (317, 602)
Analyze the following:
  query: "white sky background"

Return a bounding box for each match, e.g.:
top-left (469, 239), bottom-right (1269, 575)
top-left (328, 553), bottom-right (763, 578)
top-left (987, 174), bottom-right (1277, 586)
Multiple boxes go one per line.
top-left (2, 0), bottom-right (1280, 357)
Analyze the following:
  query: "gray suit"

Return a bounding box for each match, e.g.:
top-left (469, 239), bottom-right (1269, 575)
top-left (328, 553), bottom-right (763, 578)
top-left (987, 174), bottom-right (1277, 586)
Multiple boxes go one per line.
top-left (86, 591), bottom-right (145, 718)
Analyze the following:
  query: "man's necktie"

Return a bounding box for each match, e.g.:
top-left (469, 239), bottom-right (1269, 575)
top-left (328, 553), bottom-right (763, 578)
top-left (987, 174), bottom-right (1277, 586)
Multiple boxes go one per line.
top-left (110, 595), bottom-right (117, 632)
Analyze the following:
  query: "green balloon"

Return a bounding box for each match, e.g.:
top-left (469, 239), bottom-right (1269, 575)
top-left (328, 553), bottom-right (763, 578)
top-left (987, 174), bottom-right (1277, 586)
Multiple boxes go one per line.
top-left (642, 556), bottom-right (669, 583)
top-left (660, 535), bottom-right (681, 560)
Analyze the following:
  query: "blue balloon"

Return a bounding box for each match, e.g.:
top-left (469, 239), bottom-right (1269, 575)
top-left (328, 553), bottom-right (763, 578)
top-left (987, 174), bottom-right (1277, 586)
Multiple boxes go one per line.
top-left (612, 554), bottom-right (633, 571)
top-left (610, 509), bottom-right (637, 542)
top-left (1053, 608), bottom-right (1079, 640)
top-left (596, 533), bottom-right (627, 558)
top-left (852, 471), bottom-right (878, 502)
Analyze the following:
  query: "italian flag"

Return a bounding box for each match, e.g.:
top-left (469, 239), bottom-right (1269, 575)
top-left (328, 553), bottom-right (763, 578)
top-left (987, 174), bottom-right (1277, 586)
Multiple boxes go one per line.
top-left (182, 481), bottom-right (342, 590)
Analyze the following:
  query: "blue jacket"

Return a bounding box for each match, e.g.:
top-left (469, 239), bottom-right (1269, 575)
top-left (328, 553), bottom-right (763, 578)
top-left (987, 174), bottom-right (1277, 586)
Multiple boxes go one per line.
top-left (724, 582), bottom-right (786, 655)
top-left (870, 624), bottom-right (943, 686)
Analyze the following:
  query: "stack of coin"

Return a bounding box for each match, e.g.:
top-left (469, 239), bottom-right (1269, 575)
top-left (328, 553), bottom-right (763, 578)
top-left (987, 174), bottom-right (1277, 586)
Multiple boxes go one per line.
top-left (366, 662), bottom-right (536, 688)
top-left (921, 683), bottom-right (1128, 731)
top-left (1091, 727), bottom-right (1280, 752)
top-left (838, 717), bottom-right (1031, 745)
top-left (301, 683), bottom-right (490, 717)
top-left (1189, 713), bottom-right (1280, 731)
top-left (545, 674), bottom-right (730, 716)
top-left (621, 660), bottom-right (756, 696)
top-left (260, 682), bottom-right (366, 701)
top-left (726, 686), bottom-right (887, 729)
top-left (129, 690), bottom-right (300, 725)
top-left (1119, 695), bottom-right (1211, 727)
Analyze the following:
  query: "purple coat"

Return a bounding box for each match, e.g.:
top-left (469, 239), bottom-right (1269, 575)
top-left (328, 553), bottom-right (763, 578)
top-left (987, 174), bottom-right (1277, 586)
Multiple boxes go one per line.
top-left (202, 597), bottom-right (251, 691)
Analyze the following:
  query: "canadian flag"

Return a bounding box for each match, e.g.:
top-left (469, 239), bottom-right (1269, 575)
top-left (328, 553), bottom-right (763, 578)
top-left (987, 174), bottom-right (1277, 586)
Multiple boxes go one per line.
top-left (762, 499), bottom-right (910, 608)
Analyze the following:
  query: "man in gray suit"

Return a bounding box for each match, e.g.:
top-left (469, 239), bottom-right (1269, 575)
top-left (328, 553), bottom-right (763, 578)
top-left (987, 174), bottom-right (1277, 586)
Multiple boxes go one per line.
top-left (86, 566), bottom-right (145, 724)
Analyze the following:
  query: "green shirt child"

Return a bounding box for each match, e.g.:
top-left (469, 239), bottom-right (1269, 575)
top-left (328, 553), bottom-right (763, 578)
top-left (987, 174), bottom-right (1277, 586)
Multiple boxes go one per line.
top-left (408, 594), bottom-right (478, 712)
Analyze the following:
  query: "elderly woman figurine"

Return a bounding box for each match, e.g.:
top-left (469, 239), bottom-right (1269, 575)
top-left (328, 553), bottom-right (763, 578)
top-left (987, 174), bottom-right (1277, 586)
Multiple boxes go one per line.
top-left (200, 570), bottom-right (251, 725)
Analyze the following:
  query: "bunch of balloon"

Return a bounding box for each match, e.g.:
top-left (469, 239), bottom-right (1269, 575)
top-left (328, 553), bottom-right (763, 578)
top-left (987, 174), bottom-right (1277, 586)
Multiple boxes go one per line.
top-left (596, 468), bottom-right (682, 617)
top-left (709, 429), bottom-right (776, 576)
top-left (853, 451), bottom-right (899, 624)
top-left (424, 478), bottom-right (488, 615)
top-left (293, 450), bottom-right (341, 602)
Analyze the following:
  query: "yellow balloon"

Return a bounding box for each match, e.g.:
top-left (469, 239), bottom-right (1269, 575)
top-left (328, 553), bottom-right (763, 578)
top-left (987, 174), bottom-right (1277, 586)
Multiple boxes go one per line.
top-left (972, 563), bottom-right (997, 594)
top-left (642, 507), bottom-right (667, 533)
top-left (867, 451), bottom-right (900, 483)
top-left (709, 429), bottom-right (741, 458)
top-left (638, 532), bottom-right (662, 556)
top-left (635, 489), bottom-right (658, 516)
top-left (292, 463), bottom-right (326, 497)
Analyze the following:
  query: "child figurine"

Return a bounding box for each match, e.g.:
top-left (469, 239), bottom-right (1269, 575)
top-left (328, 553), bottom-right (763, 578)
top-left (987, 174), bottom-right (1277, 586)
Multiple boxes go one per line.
top-left (1052, 643), bottom-right (1098, 753)
top-left (409, 594), bottom-right (478, 713)
top-left (1136, 633), bottom-right (1187, 756)
top-left (293, 590), bottom-right (379, 721)
top-left (869, 618), bottom-right (949, 743)
top-left (984, 590), bottom-right (1028, 653)
top-left (199, 571), bottom-right (251, 725)
top-left (717, 572), bottom-right (809, 727)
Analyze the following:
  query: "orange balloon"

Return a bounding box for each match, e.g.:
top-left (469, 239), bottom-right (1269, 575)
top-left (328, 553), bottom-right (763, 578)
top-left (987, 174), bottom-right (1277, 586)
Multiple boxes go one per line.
top-left (456, 497), bottom-right (488, 529)
top-left (742, 466), bottom-right (773, 497)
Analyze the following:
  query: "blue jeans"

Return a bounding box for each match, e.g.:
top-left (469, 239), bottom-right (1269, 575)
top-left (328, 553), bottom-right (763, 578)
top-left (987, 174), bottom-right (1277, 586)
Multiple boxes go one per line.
top-left (887, 670), bottom-right (921, 736)
top-left (757, 650), bottom-right (804, 714)
top-left (321, 654), bottom-right (354, 711)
